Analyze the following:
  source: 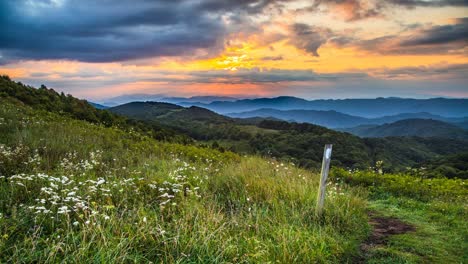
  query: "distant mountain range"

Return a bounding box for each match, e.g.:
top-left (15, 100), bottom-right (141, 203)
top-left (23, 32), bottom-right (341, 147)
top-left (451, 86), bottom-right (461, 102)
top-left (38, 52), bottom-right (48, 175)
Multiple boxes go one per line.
top-left (227, 108), bottom-right (468, 129)
top-left (180, 96), bottom-right (468, 118)
top-left (340, 119), bottom-right (468, 140)
top-left (228, 108), bottom-right (368, 128)
top-left (89, 102), bottom-right (109, 109)
top-left (107, 101), bottom-right (468, 170)
top-left (99, 94), bottom-right (243, 107)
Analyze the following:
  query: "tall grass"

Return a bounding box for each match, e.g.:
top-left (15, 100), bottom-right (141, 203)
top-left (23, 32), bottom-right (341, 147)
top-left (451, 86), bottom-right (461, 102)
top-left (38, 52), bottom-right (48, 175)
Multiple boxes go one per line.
top-left (0, 100), bottom-right (369, 263)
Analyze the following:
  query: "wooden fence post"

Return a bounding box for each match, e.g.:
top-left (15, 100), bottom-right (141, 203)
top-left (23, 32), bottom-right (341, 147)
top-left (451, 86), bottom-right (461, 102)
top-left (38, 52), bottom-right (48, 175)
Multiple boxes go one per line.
top-left (316, 144), bottom-right (333, 216)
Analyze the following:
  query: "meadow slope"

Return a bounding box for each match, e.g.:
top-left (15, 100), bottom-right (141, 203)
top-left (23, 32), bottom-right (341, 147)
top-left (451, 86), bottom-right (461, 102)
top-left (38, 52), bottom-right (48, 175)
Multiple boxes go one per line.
top-left (0, 92), bottom-right (466, 263)
top-left (0, 99), bottom-right (369, 263)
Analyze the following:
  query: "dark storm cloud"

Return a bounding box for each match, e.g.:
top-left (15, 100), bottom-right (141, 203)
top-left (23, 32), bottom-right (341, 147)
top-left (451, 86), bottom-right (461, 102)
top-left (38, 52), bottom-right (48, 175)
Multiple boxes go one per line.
top-left (287, 16), bottom-right (467, 56)
top-left (386, 0), bottom-right (468, 7)
top-left (288, 23), bottom-right (331, 56)
top-left (0, 0), bottom-right (288, 63)
top-left (196, 0), bottom-right (292, 14)
top-left (400, 18), bottom-right (468, 46)
top-left (301, 0), bottom-right (468, 21)
top-left (286, 19), bottom-right (466, 57)
top-left (358, 17), bottom-right (468, 54)
top-left (371, 63), bottom-right (468, 79)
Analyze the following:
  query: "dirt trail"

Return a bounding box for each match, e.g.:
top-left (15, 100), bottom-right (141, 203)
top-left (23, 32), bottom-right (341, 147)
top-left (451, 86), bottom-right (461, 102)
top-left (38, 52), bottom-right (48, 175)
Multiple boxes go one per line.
top-left (357, 212), bottom-right (415, 263)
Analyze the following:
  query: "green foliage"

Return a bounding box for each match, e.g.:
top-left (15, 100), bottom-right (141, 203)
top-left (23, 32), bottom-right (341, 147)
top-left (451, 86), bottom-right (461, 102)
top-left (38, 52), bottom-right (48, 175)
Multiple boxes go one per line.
top-left (330, 168), bottom-right (467, 263)
top-left (331, 168), bottom-right (466, 202)
top-left (247, 120), bottom-right (468, 171)
top-left (110, 102), bottom-right (252, 141)
top-left (344, 118), bottom-right (468, 139)
top-left (0, 75), bottom-right (191, 143)
top-left (418, 152), bottom-right (468, 179)
top-left (365, 136), bottom-right (468, 172)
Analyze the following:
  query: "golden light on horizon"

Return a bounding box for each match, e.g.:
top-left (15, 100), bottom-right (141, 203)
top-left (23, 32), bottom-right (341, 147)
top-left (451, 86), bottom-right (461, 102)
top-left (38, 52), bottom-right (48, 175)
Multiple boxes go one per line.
top-left (0, 0), bottom-right (466, 99)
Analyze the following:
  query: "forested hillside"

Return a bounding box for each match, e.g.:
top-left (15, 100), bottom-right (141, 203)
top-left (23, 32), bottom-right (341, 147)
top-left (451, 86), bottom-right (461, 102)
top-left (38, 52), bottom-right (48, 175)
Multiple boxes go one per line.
top-left (342, 119), bottom-right (468, 139)
top-left (0, 76), bottom-right (191, 143)
top-left (228, 108), bottom-right (468, 129)
top-left (110, 101), bottom-right (468, 171)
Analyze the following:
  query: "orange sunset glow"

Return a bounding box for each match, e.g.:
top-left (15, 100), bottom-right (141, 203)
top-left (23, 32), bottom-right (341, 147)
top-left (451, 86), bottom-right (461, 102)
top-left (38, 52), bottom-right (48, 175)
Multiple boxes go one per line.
top-left (0, 0), bottom-right (467, 100)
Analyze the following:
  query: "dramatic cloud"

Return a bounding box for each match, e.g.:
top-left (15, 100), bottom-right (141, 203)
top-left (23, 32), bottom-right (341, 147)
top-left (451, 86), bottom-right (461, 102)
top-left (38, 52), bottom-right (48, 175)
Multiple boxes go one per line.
top-left (1, 0), bottom-right (467, 99)
top-left (369, 63), bottom-right (468, 79)
top-left (288, 24), bottom-right (331, 56)
top-left (357, 18), bottom-right (468, 54)
top-left (309, 0), bottom-right (384, 21)
top-left (303, 0), bottom-right (468, 21)
top-left (399, 18), bottom-right (468, 46)
top-left (386, 0), bottom-right (468, 7)
top-left (0, 0), bottom-right (289, 63)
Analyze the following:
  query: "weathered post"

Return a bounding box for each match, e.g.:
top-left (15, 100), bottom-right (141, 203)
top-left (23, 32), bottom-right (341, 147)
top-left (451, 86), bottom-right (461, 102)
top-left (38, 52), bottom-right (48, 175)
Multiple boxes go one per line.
top-left (316, 144), bottom-right (332, 216)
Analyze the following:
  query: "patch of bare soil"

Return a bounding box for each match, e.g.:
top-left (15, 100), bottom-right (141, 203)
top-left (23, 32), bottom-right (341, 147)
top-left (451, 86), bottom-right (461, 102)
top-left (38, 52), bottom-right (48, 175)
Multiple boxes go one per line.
top-left (356, 212), bottom-right (415, 263)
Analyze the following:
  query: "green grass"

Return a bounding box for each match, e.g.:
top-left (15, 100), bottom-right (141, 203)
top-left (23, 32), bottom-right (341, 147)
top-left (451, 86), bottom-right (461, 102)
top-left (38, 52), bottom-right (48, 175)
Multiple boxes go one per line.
top-left (1, 99), bottom-right (466, 263)
top-left (366, 197), bottom-right (467, 263)
top-left (332, 168), bottom-right (467, 263)
top-left (0, 100), bottom-right (369, 263)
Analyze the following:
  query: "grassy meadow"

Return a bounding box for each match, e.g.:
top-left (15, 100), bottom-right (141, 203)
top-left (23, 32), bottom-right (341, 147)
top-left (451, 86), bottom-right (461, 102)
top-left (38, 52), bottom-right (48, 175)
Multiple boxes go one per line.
top-left (0, 97), bottom-right (466, 263)
top-left (0, 99), bottom-right (369, 263)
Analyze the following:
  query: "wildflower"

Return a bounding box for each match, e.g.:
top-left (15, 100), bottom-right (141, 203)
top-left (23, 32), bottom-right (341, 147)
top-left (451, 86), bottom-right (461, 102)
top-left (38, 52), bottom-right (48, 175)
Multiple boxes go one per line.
top-left (58, 206), bottom-right (70, 214)
top-left (159, 193), bottom-right (174, 199)
top-left (96, 179), bottom-right (105, 185)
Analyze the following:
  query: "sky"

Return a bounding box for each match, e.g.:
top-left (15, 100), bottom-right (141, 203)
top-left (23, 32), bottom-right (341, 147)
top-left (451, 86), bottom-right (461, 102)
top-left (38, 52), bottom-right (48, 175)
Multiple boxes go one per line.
top-left (0, 0), bottom-right (467, 100)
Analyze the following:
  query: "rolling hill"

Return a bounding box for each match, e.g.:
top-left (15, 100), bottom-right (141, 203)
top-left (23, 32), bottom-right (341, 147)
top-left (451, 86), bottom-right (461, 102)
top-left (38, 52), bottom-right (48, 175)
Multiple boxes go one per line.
top-left (341, 119), bottom-right (468, 140)
top-left (89, 102), bottom-right (109, 109)
top-left (228, 108), bottom-right (468, 129)
top-left (109, 102), bottom-right (246, 141)
top-left (370, 112), bottom-right (468, 125)
top-left (0, 76), bottom-right (191, 143)
top-left (181, 96), bottom-right (468, 118)
top-left (108, 101), bottom-right (468, 171)
top-left (100, 94), bottom-right (241, 106)
top-left (227, 108), bottom-right (369, 128)
top-left (110, 102), bottom-right (233, 124)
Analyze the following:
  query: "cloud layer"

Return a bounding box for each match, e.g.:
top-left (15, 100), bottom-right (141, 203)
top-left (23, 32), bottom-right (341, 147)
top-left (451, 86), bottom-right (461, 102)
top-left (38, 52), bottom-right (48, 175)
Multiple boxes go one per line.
top-left (0, 0), bottom-right (260, 63)
top-left (0, 0), bottom-right (467, 99)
